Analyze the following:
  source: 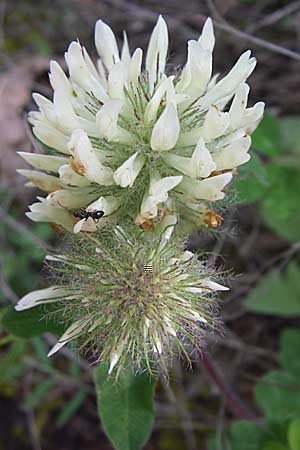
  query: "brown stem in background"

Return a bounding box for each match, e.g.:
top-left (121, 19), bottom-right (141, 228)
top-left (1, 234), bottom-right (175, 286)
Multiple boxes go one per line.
top-left (200, 352), bottom-right (257, 420)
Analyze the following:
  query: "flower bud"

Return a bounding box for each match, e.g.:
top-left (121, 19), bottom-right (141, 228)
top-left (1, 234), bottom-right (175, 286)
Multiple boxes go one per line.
top-left (150, 102), bottom-right (180, 151)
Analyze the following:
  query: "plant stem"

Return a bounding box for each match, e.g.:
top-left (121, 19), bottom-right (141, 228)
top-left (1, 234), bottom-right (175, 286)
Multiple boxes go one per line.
top-left (200, 352), bottom-right (257, 420)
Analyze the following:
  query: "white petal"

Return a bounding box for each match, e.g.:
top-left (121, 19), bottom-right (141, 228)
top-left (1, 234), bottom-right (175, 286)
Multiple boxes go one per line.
top-left (113, 152), bottom-right (145, 187)
top-left (108, 61), bottom-right (127, 99)
top-left (202, 280), bottom-right (229, 291)
top-left (212, 136), bottom-right (251, 170)
top-left (203, 106), bottom-right (230, 141)
top-left (146, 15), bottom-right (168, 93)
top-left (128, 48), bottom-right (143, 83)
top-left (73, 218), bottom-right (88, 234)
top-left (198, 51), bottom-right (256, 109)
top-left (18, 152), bottom-right (68, 173)
top-left (178, 172), bottom-right (233, 201)
top-left (46, 189), bottom-right (97, 209)
top-left (121, 31), bottom-right (131, 61)
top-left (68, 129), bottom-right (114, 185)
top-left (177, 37), bottom-right (212, 98)
top-left (17, 169), bottom-right (63, 192)
top-left (31, 120), bottom-right (69, 154)
top-left (65, 41), bottom-right (108, 103)
top-left (96, 99), bottom-right (122, 140)
top-left (229, 83), bottom-right (250, 129)
top-left (58, 164), bottom-right (91, 187)
top-left (198, 17), bottom-right (215, 52)
top-left (108, 341), bottom-right (126, 374)
top-left (95, 19), bottom-right (120, 69)
top-left (240, 102), bottom-right (265, 134)
top-left (96, 99), bottom-right (136, 145)
top-left (144, 76), bottom-right (174, 124)
top-left (87, 196), bottom-right (120, 215)
top-left (48, 320), bottom-right (87, 357)
top-left (150, 102), bottom-right (180, 151)
top-left (45, 255), bottom-right (91, 271)
top-left (53, 89), bottom-right (80, 133)
top-left (15, 286), bottom-right (71, 311)
top-left (141, 175), bottom-right (182, 219)
top-left (26, 197), bottom-right (74, 231)
top-left (162, 137), bottom-right (216, 178)
top-left (49, 60), bottom-right (72, 94)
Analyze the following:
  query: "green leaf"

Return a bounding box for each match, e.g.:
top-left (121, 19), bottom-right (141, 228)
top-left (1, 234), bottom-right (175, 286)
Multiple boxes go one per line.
top-left (56, 389), bottom-right (87, 428)
top-left (244, 262), bottom-right (300, 316)
top-left (261, 165), bottom-right (300, 242)
top-left (279, 116), bottom-right (300, 155)
top-left (94, 364), bottom-right (157, 450)
top-left (252, 113), bottom-right (283, 156)
top-left (2, 305), bottom-right (66, 338)
top-left (235, 153), bottom-right (270, 203)
top-left (262, 442), bottom-right (289, 450)
top-left (228, 420), bottom-right (267, 450)
top-left (255, 370), bottom-right (300, 421)
top-left (279, 329), bottom-right (300, 378)
top-left (288, 419), bottom-right (300, 450)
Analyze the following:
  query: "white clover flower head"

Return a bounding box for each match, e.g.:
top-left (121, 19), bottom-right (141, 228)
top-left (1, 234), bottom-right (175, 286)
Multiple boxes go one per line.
top-left (19, 16), bottom-right (264, 233)
top-left (15, 226), bottom-right (228, 377)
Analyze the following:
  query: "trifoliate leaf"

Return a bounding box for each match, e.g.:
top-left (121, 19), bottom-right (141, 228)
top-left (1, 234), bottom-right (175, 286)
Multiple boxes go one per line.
top-left (261, 165), bottom-right (300, 242)
top-left (244, 262), bottom-right (300, 316)
top-left (255, 370), bottom-right (300, 421)
top-left (279, 329), bottom-right (300, 378)
top-left (252, 113), bottom-right (283, 156)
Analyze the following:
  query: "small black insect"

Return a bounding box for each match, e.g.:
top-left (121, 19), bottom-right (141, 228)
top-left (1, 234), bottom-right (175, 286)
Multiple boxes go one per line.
top-left (72, 207), bottom-right (105, 222)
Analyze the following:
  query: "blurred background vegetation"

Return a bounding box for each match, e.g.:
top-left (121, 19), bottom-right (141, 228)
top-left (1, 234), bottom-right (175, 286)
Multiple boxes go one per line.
top-left (1, 1), bottom-right (300, 449)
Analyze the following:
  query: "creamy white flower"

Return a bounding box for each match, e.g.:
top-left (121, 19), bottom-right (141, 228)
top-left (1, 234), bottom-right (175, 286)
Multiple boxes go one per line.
top-left (113, 152), bottom-right (146, 187)
top-left (73, 196), bottom-right (120, 233)
top-left (128, 48), bottom-right (143, 83)
top-left (95, 19), bottom-right (120, 70)
top-left (49, 60), bottom-right (72, 94)
top-left (146, 15), bottom-right (168, 93)
top-left (68, 129), bottom-right (114, 185)
top-left (108, 61), bottom-right (127, 99)
top-left (178, 172), bottom-right (233, 201)
top-left (22, 15), bottom-right (262, 232)
top-left (26, 197), bottom-right (74, 231)
top-left (18, 152), bottom-right (68, 173)
top-left (176, 40), bottom-right (212, 99)
top-left (65, 41), bottom-right (108, 103)
top-left (144, 76), bottom-right (174, 124)
top-left (197, 50), bottom-right (256, 109)
top-left (162, 137), bottom-right (216, 178)
top-left (30, 119), bottom-right (69, 154)
top-left (47, 188), bottom-right (98, 209)
top-left (17, 169), bottom-right (64, 192)
top-left (140, 175), bottom-right (182, 219)
top-left (58, 164), bottom-right (91, 187)
top-left (212, 135), bottom-right (251, 170)
top-left (202, 106), bottom-right (230, 142)
top-left (150, 102), bottom-right (180, 151)
top-left (198, 17), bottom-right (215, 51)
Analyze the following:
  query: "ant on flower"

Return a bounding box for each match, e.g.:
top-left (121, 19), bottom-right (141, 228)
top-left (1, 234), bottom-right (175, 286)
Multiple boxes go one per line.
top-left (72, 207), bottom-right (105, 222)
